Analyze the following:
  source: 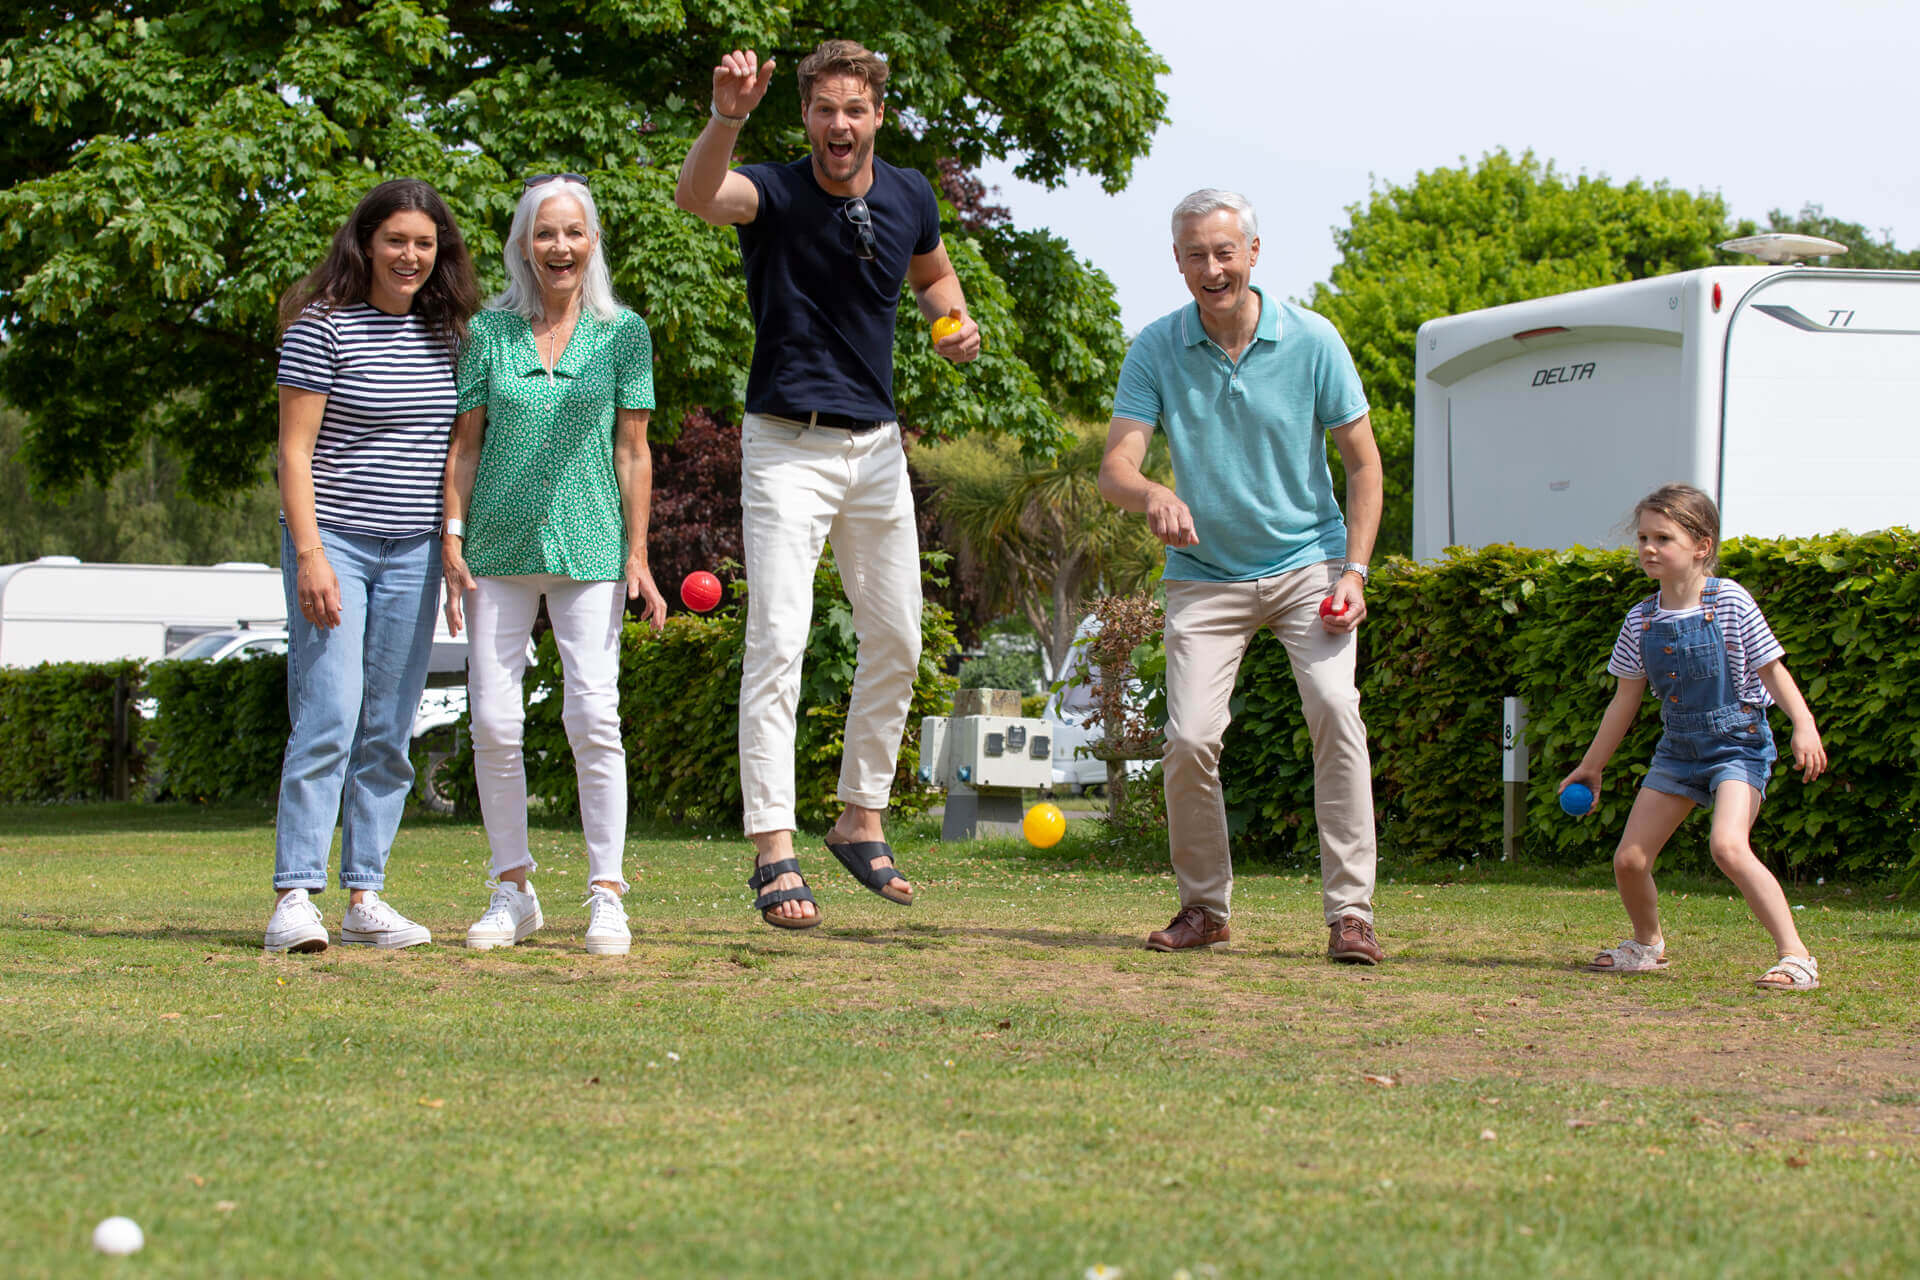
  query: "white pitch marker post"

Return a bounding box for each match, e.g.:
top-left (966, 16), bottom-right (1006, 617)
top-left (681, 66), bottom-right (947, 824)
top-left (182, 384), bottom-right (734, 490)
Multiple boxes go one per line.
top-left (1502, 696), bottom-right (1528, 860)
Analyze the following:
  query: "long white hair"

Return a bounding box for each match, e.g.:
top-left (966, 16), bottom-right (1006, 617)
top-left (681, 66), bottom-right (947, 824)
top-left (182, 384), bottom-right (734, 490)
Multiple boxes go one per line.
top-left (492, 179), bottom-right (622, 322)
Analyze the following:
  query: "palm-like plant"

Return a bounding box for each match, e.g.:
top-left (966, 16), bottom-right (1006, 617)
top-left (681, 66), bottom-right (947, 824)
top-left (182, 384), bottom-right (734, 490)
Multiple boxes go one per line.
top-left (912, 421), bottom-right (1170, 681)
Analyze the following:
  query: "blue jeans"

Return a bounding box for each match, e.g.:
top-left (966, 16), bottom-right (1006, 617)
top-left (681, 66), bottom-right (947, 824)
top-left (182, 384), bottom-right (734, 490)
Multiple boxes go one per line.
top-left (273, 526), bottom-right (441, 892)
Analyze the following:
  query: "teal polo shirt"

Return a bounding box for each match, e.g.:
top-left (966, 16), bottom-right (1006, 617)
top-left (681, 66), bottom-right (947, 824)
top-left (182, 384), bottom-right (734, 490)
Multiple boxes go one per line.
top-left (1112, 286), bottom-right (1367, 582)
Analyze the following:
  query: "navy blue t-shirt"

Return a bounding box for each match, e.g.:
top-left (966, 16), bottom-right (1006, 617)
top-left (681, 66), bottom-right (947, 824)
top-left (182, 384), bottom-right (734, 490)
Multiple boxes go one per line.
top-left (735, 156), bottom-right (942, 420)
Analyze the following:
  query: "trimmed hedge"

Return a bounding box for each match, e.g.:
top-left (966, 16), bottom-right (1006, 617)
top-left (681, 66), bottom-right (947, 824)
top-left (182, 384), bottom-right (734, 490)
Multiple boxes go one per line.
top-left (7, 533), bottom-right (1914, 884)
top-left (145, 655), bottom-right (291, 803)
top-left (1220, 532), bottom-right (1920, 877)
top-left (0, 660), bottom-right (146, 802)
top-left (436, 551), bottom-right (960, 828)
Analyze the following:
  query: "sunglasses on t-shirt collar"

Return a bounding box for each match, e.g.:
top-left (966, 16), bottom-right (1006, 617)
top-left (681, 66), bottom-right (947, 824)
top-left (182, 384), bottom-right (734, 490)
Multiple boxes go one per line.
top-left (840, 196), bottom-right (876, 260)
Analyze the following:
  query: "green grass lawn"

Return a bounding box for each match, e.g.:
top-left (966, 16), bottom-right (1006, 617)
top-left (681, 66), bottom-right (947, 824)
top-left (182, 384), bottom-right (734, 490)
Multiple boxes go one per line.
top-left (3, 804), bottom-right (1916, 1279)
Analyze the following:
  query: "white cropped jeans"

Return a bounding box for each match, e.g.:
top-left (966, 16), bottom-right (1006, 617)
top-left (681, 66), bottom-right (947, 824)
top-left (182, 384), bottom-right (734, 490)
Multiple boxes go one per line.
top-left (466, 574), bottom-right (628, 890)
top-left (738, 414), bottom-right (923, 835)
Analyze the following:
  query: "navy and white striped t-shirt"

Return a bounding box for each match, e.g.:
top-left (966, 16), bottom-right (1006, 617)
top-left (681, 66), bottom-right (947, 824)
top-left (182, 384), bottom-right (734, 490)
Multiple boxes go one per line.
top-left (276, 303), bottom-right (458, 537)
top-left (1606, 578), bottom-right (1786, 706)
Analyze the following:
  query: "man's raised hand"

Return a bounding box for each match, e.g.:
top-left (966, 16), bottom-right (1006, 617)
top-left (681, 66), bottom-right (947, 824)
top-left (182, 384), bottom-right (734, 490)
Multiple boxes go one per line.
top-left (713, 49), bottom-right (777, 118)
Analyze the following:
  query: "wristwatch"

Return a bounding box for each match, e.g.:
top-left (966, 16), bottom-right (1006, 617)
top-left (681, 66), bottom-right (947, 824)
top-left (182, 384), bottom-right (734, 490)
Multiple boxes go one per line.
top-left (710, 102), bottom-right (749, 128)
top-left (1341, 561), bottom-right (1370, 582)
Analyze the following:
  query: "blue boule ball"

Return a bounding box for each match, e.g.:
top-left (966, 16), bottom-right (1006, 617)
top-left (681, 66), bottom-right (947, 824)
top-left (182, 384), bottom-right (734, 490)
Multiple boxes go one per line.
top-left (1559, 783), bottom-right (1594, 817)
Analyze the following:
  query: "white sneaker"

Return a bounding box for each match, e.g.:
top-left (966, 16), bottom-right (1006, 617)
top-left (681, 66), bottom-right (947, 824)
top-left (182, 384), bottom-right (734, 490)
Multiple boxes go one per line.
top-left (264, 888), bottom-right (328, 953)
top-left (467, 880), bottom-right (542, 950)
top-left (339, 892), bottom-right (432, 949)
top-left (583, 885), bottom-right (631, 956)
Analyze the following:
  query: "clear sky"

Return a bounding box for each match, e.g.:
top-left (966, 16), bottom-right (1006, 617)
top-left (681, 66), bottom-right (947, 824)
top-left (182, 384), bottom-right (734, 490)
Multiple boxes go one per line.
top-left (978, 0), bottom-right (1920, 334)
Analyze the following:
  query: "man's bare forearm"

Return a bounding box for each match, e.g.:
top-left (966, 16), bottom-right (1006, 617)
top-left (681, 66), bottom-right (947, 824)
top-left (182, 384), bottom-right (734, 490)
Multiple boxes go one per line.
top-left (674, 122), bottom-right (743, 221)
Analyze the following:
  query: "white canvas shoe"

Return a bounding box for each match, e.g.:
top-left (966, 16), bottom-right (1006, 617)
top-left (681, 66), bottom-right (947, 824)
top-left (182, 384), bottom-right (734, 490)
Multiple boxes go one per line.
top-left (467, 880), bottom-right (542, 950)
top-left (263, 888), bottom-right (328, 953)
top-left (339, 892), bottom-right (432, 949)
top-left (583, 885), bottom-right (631, 956)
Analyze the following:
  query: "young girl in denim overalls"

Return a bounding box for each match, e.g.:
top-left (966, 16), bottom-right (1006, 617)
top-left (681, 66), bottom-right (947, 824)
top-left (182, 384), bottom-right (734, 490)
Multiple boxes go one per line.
top-left (1559, 485), bottom-right (1829, 991)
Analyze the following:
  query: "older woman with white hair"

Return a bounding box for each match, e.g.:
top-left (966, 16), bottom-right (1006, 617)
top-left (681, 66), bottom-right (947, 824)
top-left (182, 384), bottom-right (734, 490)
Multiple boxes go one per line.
top-left (442, 173), bottom-right (667, 957)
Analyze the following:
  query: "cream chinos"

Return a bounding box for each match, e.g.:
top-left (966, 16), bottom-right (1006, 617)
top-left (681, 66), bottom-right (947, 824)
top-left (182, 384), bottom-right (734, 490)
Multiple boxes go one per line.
top-left (738, 414), bottom-right (923, 836)
top-left (466, 574), bottom-right (629, 890)
top-left (1161, 561), bottom-right (1377, 925)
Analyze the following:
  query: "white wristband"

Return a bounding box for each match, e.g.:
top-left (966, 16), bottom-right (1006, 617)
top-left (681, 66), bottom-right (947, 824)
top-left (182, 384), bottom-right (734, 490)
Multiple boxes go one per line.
top-left (710, 102), bottom-right (749, 128)
top-left (444, 518), bottom-right (465, 539)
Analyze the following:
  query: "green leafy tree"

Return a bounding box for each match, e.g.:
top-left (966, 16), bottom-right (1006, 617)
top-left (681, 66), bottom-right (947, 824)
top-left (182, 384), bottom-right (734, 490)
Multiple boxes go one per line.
top-left (0, 2), bottom-right (1166, 497)
top-left (913, 419), bottom-right (1165, 680)
top-left (0, 403), bottom-right (280, 565)
top-left (1307, 150), bottom-right (1736, 556)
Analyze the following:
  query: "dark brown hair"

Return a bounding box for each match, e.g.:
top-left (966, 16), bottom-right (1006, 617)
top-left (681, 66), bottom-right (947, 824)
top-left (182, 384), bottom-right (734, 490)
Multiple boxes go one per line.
top-left (1635, 483), bottom-right (1721, 569)
top-left (796, 39), bottom-right (890, 107)
top-left (277, 178), bottom-right (480, 360)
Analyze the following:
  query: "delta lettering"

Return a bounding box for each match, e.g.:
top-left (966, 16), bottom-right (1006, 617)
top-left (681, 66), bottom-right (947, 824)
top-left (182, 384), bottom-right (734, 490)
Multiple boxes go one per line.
top-left (1532, 362), bottom-right (1596, 387)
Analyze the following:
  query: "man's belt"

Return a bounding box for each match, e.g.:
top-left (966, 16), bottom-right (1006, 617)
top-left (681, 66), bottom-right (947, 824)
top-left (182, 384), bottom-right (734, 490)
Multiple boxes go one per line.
top-left (780, 411), bottom-right (885, 432)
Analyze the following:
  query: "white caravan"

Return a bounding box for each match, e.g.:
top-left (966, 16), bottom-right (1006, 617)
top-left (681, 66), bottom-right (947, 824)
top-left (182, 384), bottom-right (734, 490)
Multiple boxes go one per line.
top-left (0, 556), bottom-right (467, 674)
top-left (0, 558), bottom-right (289, 666)
top-left (1411, 237), bottom-right (1920, 559)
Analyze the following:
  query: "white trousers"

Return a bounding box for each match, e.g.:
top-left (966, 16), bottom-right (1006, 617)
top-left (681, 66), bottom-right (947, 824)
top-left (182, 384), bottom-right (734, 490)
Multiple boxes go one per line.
top-left (466, 574), bottom-right (627, 889)
top-left (738, 415), bottom-right (923, 835)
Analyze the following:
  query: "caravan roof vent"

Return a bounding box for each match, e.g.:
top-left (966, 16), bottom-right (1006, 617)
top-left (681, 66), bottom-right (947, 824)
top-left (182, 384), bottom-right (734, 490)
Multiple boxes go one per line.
top-left (1717, 233), bottom-right (1849, 265)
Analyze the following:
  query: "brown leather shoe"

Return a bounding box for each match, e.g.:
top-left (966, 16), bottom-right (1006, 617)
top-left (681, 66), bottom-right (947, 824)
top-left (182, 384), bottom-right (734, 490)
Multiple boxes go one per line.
top-left (1328, 914), bottom-right (1383, 965)
top-left (1145, 904), bottom-right (1230, 952)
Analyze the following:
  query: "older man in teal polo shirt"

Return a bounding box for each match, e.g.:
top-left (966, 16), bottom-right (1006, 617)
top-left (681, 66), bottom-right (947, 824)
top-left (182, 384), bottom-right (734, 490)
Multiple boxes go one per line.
top-left (1098, 188), bottom-right (1386, 964)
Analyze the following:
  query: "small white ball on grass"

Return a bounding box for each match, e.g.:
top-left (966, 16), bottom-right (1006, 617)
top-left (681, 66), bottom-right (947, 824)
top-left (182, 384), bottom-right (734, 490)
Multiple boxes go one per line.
top-left (92, 1216), bottom-right (145, 1255)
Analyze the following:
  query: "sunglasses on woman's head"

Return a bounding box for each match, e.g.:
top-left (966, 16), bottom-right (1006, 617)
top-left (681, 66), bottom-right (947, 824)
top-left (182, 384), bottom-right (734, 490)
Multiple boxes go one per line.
top-left (524, 173), bottom-right (589, 190)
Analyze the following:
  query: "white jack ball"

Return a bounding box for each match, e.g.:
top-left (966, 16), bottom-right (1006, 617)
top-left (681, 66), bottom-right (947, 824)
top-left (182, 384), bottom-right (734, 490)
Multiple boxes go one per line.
top-left (92, 1216), bottom-right (145, 1255)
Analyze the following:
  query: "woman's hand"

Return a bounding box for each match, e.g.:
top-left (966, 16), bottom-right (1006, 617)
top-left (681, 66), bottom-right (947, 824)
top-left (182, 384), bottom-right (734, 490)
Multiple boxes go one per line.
top-left (442, 536), bottom-right (476, 636)
top-left (296, 547), bottom-right (342, 630)
top-left (626, 552), bottom-right (667, 631)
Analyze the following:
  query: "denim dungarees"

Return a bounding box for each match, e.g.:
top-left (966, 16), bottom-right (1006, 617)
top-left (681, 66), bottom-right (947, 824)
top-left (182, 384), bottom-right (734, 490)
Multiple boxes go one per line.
top-left (1638, 578), bottom-right (1777, 808)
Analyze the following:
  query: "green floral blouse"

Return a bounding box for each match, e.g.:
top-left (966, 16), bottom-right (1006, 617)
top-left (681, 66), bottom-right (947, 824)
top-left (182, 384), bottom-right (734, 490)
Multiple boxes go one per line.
top-left (455, 307), bottom-right (655, 580)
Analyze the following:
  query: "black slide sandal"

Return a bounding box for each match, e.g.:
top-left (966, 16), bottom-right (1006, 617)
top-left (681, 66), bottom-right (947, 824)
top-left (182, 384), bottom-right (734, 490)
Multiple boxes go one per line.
top-left (825, 840), bottom-right (912, 905)
top-left (748, 857), bottom-right (822, 930)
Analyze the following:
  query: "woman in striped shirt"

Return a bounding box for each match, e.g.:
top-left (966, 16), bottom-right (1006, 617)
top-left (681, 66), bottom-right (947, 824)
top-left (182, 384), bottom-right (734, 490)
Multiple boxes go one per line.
top-left (263, 178), bottom-right (480, 954)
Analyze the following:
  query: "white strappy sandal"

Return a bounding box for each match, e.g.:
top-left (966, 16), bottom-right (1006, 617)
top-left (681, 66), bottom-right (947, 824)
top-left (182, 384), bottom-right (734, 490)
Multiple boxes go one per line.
top-left (1755, 954), bottom-right (1820, 991)
top-left (1584, 938), bottom-right (1669, 973)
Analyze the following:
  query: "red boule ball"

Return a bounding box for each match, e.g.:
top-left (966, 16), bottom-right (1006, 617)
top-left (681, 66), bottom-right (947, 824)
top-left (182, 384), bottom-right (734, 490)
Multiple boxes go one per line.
top-left (681, 571), bottom-right (723, 613)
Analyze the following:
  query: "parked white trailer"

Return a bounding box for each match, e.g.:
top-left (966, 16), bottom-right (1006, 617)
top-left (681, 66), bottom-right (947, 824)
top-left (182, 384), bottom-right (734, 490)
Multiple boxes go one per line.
top-left (0, 558), bottom-right (290, 666)
top-left (0, 557), bottom-right (468, 673)
top-left (1412, 249), bottom-right (1920, 559)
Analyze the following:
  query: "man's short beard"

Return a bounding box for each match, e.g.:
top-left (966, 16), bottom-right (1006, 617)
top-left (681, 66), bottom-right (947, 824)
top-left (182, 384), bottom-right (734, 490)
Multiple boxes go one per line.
top-left (814, 137), bottom-right (871, 174)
